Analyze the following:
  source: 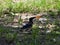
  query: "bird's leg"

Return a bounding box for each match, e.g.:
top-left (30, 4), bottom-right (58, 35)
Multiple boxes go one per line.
top-left (26, 28), bottom-right (32, 33)
top-left (28, 28), bottom-right (32, 34)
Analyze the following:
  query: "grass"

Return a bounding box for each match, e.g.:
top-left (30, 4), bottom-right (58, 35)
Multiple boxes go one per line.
top-left (0, 0), bottom-right (60, 45)
top-left (0, 0), bottom-right (60, 15)
top-left (0, 19), bottom-right (60, 45)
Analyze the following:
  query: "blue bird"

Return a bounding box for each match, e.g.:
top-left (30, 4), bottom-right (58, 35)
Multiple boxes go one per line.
top-left (20, 15), bottom-right (42, 32)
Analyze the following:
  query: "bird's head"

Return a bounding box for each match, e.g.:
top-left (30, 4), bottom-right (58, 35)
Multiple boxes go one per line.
top-left (29, 15), bottom-right (42, 22)
top-left (35, 15), bottom-right (42, 19)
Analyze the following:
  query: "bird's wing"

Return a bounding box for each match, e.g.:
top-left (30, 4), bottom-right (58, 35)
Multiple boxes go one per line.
top-left (21, 23), bottom-right (32, 29)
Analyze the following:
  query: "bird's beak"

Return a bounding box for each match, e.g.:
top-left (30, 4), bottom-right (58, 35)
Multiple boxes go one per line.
top-left (36, 15), bottom-right (42, 19)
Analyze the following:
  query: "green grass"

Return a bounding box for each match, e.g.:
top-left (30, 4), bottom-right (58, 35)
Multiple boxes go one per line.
top-left (0, 19), bottom-right (60, 45)
top-left (0, 0), bottom-right (60, 15)
top-left (0, 0), bottom-right (60, 45)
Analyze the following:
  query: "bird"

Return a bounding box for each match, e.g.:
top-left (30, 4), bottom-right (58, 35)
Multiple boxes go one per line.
top-left (20, 15), bottom-right (42, 32)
